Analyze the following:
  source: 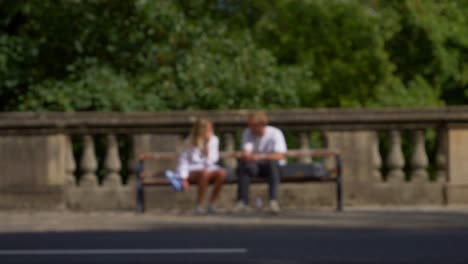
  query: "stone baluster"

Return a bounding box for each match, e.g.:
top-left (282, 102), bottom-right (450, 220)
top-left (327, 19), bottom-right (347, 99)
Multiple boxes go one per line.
top-left (386, 130), bottom-right (405, 182)
top-left (80, 135), bottom-right (98, 187)
top-left (435, 128), bottom-right (448, 182)
top-left (223, 133), bottom-right (237, 168)
top-left (65, 135), bottom-right (76, 186)
top-left (103, 134), bottom-right (122, 187)
top-left (323, 132), bottom-right (335, 171)
top-left (126, 135), bottom-right (137, 186)
top-left (372, 132), bottom-right (382, 181)
top-left (410, 130), bottom-right (429, 182)
top-left (299, 132), bottom-right (311, 163)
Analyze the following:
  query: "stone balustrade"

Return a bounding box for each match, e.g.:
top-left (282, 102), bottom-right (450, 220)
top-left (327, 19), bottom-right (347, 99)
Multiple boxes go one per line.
top-left (1, 108), bottom-right (468, 210)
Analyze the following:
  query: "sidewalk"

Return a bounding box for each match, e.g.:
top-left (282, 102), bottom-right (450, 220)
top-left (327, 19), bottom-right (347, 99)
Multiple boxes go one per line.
top-left (1, 206), bottom-right (468, 233)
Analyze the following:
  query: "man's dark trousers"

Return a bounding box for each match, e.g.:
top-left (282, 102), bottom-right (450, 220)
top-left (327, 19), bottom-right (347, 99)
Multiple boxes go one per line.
top-left (236, 160), bottom-right (280, 204)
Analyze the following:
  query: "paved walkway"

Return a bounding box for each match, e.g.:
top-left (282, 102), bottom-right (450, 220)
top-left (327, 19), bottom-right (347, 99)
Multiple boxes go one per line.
top-left (1, 206), bottom-right (468, 233)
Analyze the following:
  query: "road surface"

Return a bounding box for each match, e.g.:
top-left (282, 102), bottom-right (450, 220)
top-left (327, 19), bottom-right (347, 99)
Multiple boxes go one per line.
top-left (1, 226), bottom-right (468, 263)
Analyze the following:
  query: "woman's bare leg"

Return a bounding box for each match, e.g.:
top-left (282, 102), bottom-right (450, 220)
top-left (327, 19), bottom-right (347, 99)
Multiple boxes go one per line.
top-left (209, 169), bottom-right (226, 204)
top-left (188, 170), bottom-right (210, 205)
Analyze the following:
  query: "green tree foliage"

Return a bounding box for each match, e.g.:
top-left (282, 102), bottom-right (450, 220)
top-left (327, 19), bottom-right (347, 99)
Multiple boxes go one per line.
top-left (380, 0), bottom-right (468, 105)
top-left (252, 0), bottom-right (396, 107)
top-left (1, 0), bottom-right (467, 111)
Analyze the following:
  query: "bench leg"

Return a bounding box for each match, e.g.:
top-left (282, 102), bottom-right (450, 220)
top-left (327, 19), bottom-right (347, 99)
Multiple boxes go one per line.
top-left (335, 155), bottom-right (343, 212)
top-left (136, 160), bottom-right (145, 213)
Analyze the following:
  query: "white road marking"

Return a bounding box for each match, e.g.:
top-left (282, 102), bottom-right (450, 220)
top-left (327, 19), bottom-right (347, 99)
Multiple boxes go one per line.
top-left (0, 248), bottom-right (248, 255)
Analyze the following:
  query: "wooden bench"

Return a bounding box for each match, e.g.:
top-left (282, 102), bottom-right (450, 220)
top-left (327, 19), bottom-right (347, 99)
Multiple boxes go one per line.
top-left (135, 149), bottom-right (342, 213)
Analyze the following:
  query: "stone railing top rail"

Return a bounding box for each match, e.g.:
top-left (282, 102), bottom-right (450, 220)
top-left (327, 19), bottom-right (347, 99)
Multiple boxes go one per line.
top-left (2, 107), bottom-right (468, 133)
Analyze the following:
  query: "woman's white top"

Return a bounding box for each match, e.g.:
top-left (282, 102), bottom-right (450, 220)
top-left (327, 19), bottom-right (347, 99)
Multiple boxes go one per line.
top-left (176, 135), bottom-right (220, 179)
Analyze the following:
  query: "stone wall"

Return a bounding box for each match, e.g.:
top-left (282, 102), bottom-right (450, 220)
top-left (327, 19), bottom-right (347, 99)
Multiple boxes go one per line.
top-left (1, 108), bottom-right (468, 210)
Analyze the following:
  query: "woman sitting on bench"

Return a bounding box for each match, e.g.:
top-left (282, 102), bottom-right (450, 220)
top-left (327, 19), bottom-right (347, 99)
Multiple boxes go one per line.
top-left (140, 118), bottom-right (226, 214)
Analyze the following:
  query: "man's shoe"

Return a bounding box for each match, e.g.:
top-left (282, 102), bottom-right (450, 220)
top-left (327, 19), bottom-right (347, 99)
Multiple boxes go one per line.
top-left (269, 200), bottom-right (281, 214)
top-left (232, 201), bottom-right (248, 213)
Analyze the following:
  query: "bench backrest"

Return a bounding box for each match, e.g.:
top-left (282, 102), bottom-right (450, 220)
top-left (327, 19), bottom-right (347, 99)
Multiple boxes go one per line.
top-left (142, 149), bottom-right (341, 180)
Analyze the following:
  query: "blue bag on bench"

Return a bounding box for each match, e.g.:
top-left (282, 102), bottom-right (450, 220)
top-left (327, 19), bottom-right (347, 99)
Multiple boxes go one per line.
top-left (164, 170), bottom-right (184, 192)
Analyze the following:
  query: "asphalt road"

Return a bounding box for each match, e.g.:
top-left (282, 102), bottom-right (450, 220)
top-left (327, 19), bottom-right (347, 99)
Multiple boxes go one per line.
top-left (1, 226), bottom-right (468, 264)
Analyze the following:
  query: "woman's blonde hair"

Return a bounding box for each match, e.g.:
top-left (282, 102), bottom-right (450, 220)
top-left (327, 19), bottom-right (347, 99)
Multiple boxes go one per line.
top-left (188, 118), bottom-right (212, 149)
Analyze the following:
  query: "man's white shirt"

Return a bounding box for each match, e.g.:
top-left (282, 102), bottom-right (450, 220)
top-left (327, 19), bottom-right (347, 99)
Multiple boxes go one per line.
top-left (241, 126), bottom-right (287, 164)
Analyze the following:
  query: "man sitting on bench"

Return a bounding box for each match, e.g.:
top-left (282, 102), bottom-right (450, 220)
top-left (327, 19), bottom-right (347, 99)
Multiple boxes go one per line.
top-left (233, 111), bottom-right (287, 214)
